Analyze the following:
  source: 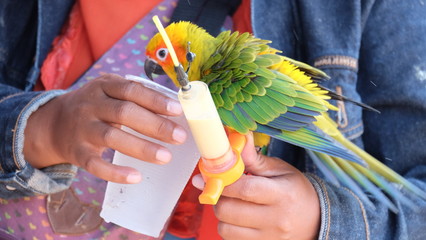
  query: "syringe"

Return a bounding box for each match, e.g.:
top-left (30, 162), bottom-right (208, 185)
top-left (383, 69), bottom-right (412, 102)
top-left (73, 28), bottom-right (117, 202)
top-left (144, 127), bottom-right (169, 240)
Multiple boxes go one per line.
top-left (178, 81), bottom-right (245, 204)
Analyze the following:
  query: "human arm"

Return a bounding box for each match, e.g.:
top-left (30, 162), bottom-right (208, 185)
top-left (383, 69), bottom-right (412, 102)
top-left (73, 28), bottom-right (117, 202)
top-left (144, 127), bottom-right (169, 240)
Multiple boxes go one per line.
top-left (0, 74), bottom-right (187, 198)
top-left (0, 82), bottom-right (76, 198)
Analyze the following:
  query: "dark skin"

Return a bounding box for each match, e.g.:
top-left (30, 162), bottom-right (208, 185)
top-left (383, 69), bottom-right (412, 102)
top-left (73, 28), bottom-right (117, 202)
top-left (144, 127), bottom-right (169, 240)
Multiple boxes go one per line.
top-left (23, 74), bottom-right (187, 184)
top-left (193, 132), bottom-right (321, 240)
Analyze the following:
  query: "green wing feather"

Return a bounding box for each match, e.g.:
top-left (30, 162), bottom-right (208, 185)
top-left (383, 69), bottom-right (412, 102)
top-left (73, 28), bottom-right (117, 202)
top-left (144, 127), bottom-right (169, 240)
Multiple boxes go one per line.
top-left (200, 31), bottom-right (362, 163)
top-left (197, 30), bottom-right (426, 211)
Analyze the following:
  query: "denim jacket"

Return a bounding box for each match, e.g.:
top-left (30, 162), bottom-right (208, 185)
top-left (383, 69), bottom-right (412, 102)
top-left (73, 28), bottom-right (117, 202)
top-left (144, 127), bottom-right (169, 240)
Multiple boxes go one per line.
top-left (0, 0), bottom-right (77, 198)
top-left (252, 0), bottom-right (426, 239)
top-left (1, 0), bottom-right (426, 239)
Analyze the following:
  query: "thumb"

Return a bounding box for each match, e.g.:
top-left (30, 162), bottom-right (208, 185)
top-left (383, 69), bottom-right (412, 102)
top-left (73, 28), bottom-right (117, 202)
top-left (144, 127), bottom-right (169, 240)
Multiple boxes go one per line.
top-left (241, 132), bottom-right (296, 177)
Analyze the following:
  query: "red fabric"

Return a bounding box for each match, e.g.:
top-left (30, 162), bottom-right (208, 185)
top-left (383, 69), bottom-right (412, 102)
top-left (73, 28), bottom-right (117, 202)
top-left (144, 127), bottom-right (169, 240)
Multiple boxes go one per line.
top-left (39, 1), bottom-right (90, 90)
top-left (39, 0), bottom-right (162, 90)
top-left (233, 0), bottom-right (253, 33)
top-left (197, 205), bottom-right (221, 240)
top-left (167, 168), bottom-right (204, 239)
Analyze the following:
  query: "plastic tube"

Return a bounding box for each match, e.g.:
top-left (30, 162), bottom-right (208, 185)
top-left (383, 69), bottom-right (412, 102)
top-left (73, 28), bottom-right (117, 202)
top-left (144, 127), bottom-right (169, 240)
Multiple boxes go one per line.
top-left (178, 81), bottom-right (245, 204)
top-left (178, 81), bottom-right (235, 172)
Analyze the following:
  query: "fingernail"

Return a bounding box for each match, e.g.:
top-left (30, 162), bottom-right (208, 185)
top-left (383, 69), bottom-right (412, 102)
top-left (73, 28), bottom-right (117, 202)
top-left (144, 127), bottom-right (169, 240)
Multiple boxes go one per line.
top-left (127, 172), bottom-right (142, 184)
top-left (167, 100), bottom-right (182, 115)
top-left (156, 148), bottom-right (172, 163)
top-left (172, 127), bottom-right (187, 143)
top-left (192, 175), bottom-right (205, 190)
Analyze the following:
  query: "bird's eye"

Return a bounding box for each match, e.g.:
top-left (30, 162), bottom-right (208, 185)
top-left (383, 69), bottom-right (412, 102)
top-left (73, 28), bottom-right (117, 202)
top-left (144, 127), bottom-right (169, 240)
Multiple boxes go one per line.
top-left (156, 48), bottom-right (168, 61)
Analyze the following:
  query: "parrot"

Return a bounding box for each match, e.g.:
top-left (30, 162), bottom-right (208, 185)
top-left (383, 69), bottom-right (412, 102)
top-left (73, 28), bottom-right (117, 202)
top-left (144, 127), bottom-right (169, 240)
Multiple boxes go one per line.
top-left (144, 21), bottom-right (426, 212)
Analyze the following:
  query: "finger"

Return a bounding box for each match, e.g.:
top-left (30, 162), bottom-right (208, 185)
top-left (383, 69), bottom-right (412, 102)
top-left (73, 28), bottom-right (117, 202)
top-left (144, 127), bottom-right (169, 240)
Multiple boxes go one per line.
top-left (97, 97), bottom-right (187, 145)
top-left (221, 175), bottom-right (282, 204)
top-left (214, 197), bottom-right (267, 228)
top-left (100, 74), bottom-right (182, 116)
top-left (217, 222), bottom-right (261, 240)
top-left (193, 173), bottom-right (281, 205)
top-left (191, 174), bottom-right (205, 189)
top-left (247, 154), bottom-right (296, 177)
top-left (87, 121), bottom-right (173, 164)
top-left (79, 152), bottom-right (142, 184)
top-left (240, 131), bottom-right (259, 166)
top-left (241, 133), bottom-right (296, 177)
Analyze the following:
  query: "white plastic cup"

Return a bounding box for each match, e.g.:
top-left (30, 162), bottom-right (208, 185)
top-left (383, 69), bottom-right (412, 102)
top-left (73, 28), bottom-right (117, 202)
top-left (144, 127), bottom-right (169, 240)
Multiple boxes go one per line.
top-left (100, 75), bottom-right (200, 237)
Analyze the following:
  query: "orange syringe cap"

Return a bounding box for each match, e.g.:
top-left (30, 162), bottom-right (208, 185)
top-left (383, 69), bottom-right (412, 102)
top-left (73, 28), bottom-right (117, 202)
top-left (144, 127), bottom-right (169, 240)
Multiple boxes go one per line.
top-left (198, 131), bottom-right (246, 205)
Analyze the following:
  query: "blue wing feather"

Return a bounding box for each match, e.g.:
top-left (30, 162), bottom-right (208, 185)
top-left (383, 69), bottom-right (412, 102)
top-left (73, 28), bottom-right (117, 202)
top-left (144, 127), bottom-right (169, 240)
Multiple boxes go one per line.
top-left (256, 124), bottom-right (365, 165)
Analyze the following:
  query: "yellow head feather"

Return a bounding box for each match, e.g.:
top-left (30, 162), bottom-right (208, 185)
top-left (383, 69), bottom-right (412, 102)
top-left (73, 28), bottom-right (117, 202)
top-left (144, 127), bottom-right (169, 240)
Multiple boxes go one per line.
top-left (145, 21), bottom-right (217, 85)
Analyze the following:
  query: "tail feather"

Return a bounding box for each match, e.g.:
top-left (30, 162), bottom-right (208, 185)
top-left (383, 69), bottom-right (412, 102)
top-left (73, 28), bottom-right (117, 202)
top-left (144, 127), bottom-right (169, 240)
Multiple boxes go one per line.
top-left (305, 123), bottom-right (426, 211)
top-left (313, 152), bottom-right (375, 209)
top-left (333, 156), bottom-right (399, 213)
top-left (256, 124), bottom-right (365, 165)
top-left (334, 133), bottom-right (426, 200)
top-left (307, 150), bottom-right (341, 186)
top-left (350, 162), bottom-right (418, 210)
top-left (310, 149), bottom-right (419, 212)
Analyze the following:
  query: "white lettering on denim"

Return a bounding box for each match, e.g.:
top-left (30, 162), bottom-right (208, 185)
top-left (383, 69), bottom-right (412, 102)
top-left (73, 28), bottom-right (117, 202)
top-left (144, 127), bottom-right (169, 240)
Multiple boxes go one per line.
top-left (314, 55), bottom-right (358, 71)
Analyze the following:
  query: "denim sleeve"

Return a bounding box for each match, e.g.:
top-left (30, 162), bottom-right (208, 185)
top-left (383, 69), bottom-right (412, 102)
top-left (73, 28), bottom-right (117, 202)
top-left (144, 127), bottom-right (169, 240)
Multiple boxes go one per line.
top-left (307, 170), bottom-right (426, 240)
top-left (0, 84), bottom-right (77, 199)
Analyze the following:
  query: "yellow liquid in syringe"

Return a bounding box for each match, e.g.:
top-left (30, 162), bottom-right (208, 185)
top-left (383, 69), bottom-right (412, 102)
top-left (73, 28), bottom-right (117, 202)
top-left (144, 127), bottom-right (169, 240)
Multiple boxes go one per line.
top-left (187, 118), bottom-right (229, 160)
top-left (178, 81), bottom-right (231, 163)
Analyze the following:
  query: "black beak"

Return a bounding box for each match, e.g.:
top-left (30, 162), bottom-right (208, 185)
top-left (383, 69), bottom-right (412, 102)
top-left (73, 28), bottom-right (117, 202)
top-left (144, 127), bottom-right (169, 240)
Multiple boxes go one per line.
top-left (144, 57), bottom-right (166, 80)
